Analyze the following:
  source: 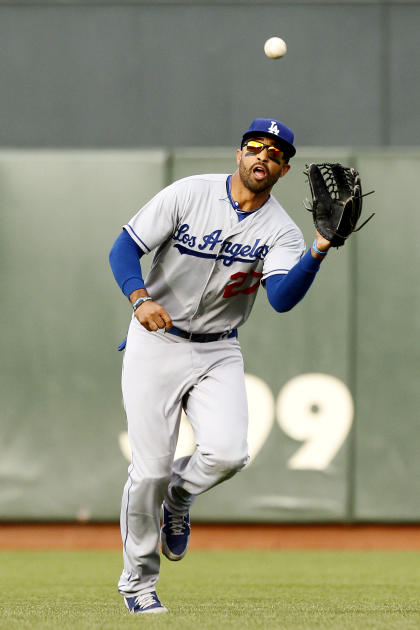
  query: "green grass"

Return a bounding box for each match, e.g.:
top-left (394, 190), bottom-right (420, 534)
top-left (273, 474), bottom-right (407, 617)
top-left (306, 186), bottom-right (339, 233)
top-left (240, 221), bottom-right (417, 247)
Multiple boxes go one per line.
top-left (0, 550), bottom-right (419, 629)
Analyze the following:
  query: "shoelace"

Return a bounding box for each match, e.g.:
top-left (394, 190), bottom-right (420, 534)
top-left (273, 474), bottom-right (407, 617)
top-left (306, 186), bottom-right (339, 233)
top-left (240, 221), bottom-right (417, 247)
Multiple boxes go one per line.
top-left (168, 512), bottom-right (188, 536)
top-left (135, 592), bottom-right (159, 610)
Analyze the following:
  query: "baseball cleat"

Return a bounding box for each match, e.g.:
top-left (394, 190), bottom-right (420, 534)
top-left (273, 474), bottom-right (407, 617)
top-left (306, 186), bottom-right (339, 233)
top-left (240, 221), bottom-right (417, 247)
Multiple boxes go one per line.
top-left (124, 591), bottom-right (168, 614)
top-left (161, 503), bottom-right (190, 561)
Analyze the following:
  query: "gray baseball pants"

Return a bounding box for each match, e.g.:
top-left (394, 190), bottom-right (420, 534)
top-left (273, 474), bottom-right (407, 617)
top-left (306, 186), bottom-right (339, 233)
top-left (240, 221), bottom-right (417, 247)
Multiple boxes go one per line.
top-left (118, 318), bottom-right (249, 597)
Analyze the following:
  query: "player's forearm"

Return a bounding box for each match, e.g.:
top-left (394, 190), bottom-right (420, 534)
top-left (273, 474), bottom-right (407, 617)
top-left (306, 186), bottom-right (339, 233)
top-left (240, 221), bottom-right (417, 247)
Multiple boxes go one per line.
top-left (109, 229), bottom-right (146, 298)
top-left (265, 248), bottom-right (323, 312)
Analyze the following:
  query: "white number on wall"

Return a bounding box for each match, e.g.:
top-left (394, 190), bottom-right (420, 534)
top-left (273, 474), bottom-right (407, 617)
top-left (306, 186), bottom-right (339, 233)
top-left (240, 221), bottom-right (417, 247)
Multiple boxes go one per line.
top-left (173, 412), bottom-right (195, 460)
top-left (118, 431), bottom-right (131, 463)
top-left (276, 373), bottom-right (354, 470)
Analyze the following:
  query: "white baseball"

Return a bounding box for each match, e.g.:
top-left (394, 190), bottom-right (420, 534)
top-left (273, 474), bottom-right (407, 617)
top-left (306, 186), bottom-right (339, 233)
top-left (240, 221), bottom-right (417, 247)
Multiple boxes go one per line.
top-left (264, 37), bottom-right (287, 59)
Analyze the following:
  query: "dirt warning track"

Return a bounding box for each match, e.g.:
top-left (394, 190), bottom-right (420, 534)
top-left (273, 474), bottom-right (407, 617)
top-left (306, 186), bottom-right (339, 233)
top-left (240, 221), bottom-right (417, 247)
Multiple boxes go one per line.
top-left (1, 523), bottom-right (419, 551)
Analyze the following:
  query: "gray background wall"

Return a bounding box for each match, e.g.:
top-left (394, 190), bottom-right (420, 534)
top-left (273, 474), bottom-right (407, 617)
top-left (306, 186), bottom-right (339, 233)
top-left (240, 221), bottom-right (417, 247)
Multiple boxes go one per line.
top-left (1, 0), bottom-right (419, 149)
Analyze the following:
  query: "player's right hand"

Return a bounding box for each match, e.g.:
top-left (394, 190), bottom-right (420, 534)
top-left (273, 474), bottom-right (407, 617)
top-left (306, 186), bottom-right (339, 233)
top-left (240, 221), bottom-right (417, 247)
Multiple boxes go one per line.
top-left (135, 300), bottom-right (173, 332)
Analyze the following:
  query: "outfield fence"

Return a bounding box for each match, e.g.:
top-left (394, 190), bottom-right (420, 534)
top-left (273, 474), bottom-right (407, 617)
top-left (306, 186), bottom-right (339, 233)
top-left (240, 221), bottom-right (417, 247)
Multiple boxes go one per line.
top-left (1, 148), bottom-right (419, 522)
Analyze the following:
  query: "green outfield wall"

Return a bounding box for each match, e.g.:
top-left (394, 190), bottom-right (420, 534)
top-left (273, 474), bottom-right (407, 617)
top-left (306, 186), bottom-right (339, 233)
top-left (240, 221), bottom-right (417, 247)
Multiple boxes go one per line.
top-left (1, 148), bottom-right (419, 522)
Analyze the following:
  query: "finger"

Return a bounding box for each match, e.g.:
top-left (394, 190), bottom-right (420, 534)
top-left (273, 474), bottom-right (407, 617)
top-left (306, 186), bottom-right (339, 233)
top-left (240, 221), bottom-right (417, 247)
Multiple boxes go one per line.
top-left (153, 315), bottom-right (167, 330)
top-left (134, 311), bottom-right (145, 325)
top-left (308, 164), bottom-right (331, 204)
top-left (353, 181), bottom-right (362, 215)
top-left (161, 311), bottom-right (173, 331)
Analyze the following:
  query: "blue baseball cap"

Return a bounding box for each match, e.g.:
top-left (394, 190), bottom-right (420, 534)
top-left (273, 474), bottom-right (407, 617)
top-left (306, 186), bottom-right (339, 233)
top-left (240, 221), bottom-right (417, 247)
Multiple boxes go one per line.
top-left (241, 118), bottom-right (296, 158)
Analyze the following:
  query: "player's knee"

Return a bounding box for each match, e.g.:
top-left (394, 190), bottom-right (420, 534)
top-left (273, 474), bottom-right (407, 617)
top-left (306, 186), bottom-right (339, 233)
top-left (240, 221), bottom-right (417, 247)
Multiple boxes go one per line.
top-left (213, 440), bottom-right (249, 471)
top-left (204, 451), bottom-right (249, 479)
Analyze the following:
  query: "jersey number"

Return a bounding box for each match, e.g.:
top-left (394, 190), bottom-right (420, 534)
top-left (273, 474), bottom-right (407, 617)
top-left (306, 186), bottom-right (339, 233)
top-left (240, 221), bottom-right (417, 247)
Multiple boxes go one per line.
top-left (223, 270), bottom-right (263, 299)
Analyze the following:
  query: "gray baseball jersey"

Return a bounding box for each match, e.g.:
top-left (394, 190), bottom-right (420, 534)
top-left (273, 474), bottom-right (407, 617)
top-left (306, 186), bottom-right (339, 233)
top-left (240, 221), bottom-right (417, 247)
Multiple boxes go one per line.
top-left (124, 174), bottom-right (305, 332)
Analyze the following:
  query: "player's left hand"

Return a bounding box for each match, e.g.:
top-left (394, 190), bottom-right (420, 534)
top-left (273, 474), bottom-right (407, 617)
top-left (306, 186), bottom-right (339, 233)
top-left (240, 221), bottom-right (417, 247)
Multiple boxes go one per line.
top-left (312, 230), bottom-right (331, 258)
top-left (304, 162), bottom-right (374, 248)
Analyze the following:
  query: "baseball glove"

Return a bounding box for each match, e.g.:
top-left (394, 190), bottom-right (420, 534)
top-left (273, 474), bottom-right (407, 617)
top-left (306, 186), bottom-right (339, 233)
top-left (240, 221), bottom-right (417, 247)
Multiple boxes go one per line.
top-left (304, 162), bottom-right (374, 247)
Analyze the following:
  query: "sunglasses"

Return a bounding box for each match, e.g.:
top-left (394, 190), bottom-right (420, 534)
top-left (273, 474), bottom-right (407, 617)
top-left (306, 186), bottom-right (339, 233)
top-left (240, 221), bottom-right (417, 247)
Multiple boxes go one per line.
top-left (243, 140), bottom-right (285, 163)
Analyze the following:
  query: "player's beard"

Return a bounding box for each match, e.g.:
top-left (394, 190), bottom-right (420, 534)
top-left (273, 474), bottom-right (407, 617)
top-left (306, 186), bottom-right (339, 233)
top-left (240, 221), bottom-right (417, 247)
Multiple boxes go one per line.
top-left (238, 159), bottom-right (280, 194)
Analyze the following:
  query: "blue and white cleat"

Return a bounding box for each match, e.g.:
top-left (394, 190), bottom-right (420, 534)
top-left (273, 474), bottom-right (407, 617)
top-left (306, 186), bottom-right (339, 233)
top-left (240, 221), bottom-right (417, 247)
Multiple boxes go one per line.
top-left (124, 591), bottom-right (168, 614)
top-left (161, 503), bottom-right (191, 561)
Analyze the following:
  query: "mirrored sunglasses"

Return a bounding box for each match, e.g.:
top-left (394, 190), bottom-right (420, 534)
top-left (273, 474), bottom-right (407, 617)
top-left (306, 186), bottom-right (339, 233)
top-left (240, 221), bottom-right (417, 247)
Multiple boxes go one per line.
top-left (243, 140), bottom-right (285, 163)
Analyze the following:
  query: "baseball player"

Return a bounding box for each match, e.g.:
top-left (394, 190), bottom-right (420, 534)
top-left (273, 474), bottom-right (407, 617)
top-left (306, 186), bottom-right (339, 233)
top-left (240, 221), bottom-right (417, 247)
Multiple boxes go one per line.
top-left (109, 118), bottom-right (332, 614)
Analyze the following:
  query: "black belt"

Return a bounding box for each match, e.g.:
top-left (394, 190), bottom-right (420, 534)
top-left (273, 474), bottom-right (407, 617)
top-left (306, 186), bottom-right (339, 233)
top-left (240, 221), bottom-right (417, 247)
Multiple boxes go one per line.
top-left (167, 326), bottom-right (238, 343)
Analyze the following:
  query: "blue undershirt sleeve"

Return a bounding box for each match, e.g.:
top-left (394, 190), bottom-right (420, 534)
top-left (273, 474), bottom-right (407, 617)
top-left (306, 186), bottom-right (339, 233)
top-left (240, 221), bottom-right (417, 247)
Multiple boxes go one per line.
top-left (265, 248), bottom-right (323, 312)
top-left (109, 229), bottom-right (146, 298)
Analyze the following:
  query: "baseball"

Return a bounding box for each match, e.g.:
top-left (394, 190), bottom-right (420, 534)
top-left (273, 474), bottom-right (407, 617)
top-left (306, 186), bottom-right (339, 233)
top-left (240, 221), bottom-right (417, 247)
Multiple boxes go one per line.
top-left (264, 37), bottom-right (287, 59)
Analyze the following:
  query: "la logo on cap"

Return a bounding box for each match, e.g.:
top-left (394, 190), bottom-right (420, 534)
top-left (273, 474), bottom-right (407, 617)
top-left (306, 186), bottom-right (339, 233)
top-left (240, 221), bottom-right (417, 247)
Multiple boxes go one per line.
top-left (241, 118), bottom-right (296, 158)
